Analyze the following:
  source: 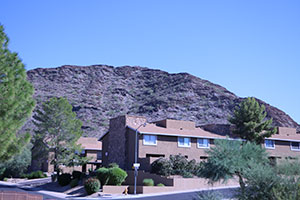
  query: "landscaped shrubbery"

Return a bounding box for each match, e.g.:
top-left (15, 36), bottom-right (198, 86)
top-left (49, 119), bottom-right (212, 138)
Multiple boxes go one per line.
top-left (84, 177), bottom-right (100, 195)
top-left (58, 173), bottom-right (72, 186)
top-left (143, 178), bottom-right (154, 186)
top-left (95, 165), bottom-right (128, 186)
top-left (108, 163), bottom-right (119, 168)
top-left (70, 178), bottom-right (79, 188)
top-left (72, 170), bottom-right (82, 180)
top-left (107, 167), bottom-right (128, 186)
top-left (23, 171), bottom-right (47, 179)
top-left (151, 154), bottom-right (201, 177)
top-left (95, 167), bottom-right (110, 186)
top-left (157, 183), bottom-right (165, 186)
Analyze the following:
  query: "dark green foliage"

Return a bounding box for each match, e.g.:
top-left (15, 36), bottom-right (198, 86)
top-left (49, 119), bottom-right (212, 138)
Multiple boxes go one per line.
top-left (58, 173), bottom-right (72, 186)
top-left (95, 167), bottom-right (110, 186)
top-left (143, 178), bottom-right (154, 186)
top-left (24, 171), bottom-right (47, 179)
top-left (0, 25), bottom-right (35, 162)
top-left (229, 97), bottom-right (277, 144)
top-left (70, 178), bottom-right (79, 188)
top-left (156, 183), bottom-right (165, 186)
top-left (108, 163), bottom-right (119, 168)
top-left (170, 154), bottom-right (189, 175)
top-left (84, 177), bottom-right (100, 195)
top-left (182, 171), bottom-right (194, 178)
top-left (199, 139), bottom-right (269, 193)
top-left (195, 191), bottom-right (222, 200)
top-left (107, 167), bottom-right (127, 186)
top-left (0, 144), bottom-right (31, 178)
top-left (72, 170), bottom-right (82, 180)
top-left (32, 97), bottom-right (86, 174)
top-left (151, 158), bottom-right (173, 176)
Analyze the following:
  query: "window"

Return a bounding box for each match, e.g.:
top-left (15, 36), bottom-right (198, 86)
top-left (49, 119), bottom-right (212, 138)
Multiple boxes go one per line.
top-left (291, 142), bottom-right (300, 150)
top-left (265, 139), bottom-right (275, 149)
top-left (143, 135), bottom-right (157, 145)
top-left (178, 137), bottom-right (191, 147)
top-left (197, 138), bottom-right (210, 148)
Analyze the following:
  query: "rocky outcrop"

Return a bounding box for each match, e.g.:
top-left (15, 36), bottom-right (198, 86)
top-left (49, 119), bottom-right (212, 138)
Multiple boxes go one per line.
top-left (24, 65), bottom-right (300, 137)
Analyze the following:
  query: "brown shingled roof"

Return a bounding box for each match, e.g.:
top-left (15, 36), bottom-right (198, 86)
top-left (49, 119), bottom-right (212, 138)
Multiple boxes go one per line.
top-left (77, 137), bottom-right (102, 150)
top-left (129, 123), bottom-right (228, 139)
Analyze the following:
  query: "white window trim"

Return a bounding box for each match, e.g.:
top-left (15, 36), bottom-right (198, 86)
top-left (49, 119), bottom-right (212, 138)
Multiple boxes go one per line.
top-left (290, 142), bottom-right (300, 151)
top-left (143, 135), bottom-right (157, 146)
top-left (178, 137), bottom-right (191, 148)
top-left (197, 138), bottom-right (210, 148)
top-left (265, 139), bottom-right (275, 149)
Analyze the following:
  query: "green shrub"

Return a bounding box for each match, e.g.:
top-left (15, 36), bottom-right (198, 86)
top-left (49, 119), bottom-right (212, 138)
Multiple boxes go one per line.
top-left (157, 183), bottom-right (165, 186)
top-left (72, 170), bottom-right (82, 180)
top-left (196, 191), bottom-right (222, 200)
top-left (84, 177), bottom-right (100, 195)
top-left (24, 171), bottom-right (47, 179)
top-left (170, 154), bottom-right (189, 175)
top-left (107, 167), bottom-right (127, 186)
top-left (58, 173), bottom-right (72, 186)
top-left (151, 158), bottom-right (173, 176)
top-left (96, 167), bottom-right (110, 186)
top-left (182, 171), bottom-right (194, 178)
top-left (143, 178), bottom-right (154, 186)
top-left (108, 163), bottom-right (119, 168)
top-left (70, 178), bottom-right (79, 188)
top-left (3, 177), bottom-right (8, 181)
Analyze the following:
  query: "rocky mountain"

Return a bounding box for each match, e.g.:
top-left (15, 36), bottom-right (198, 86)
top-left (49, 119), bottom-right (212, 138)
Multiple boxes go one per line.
top-left (24, 65), bottom-right (300, 137)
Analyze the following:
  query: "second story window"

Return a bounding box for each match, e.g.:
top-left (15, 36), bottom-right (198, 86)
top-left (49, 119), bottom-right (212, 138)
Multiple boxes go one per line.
top-left (178, 137), bottom-right (191, 147)
top-left (265, 139), bottom-right (275, 149)
top-left (197, 138), bottom-right (210, 148)
top-left (143, 135), bottom-right (157, 146)
top-left (291, 142), bottom-right (300, 150)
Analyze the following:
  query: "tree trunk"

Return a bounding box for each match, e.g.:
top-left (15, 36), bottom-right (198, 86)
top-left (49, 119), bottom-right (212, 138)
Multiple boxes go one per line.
top-left (236, 172), bottom-right (246, 194)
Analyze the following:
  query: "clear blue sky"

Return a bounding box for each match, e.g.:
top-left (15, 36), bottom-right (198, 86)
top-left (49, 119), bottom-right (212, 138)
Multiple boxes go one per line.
top-left (1, 1), bottom-right (299, 124)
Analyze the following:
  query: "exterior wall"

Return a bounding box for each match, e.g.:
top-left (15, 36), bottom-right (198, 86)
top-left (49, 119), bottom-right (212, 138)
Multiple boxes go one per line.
top-left (104, 115), bottom-right (147, 169)
top-left (266, 140), bottom-right (300, 159)
top-left (137, 134), bottom-right (214, 171)
top-left (155, 119), bottom-right (195, 130)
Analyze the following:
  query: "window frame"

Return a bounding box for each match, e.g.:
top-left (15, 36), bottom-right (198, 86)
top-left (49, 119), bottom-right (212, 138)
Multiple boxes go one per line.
top-left (143, 134), bottom-right (157, 146)
top-left (264, 139), bottom-right (275, 149)
top-left (290, 142), bottom-right (300, 151)
top-left (177, 137), bottom-right (191, 148)
top-left (197, 138), bottom-right (210, 148)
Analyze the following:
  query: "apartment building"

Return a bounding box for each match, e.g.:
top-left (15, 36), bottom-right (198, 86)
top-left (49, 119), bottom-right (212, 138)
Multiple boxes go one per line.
top-left (100, 115), bottom-right (300, 171)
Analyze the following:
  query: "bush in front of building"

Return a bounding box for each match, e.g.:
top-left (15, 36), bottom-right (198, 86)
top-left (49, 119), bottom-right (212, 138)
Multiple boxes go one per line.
top-left (23, 171), bottom-right (47, 179)
top-left (170, 154), bottom-right (189, 175)
top-left (72, 170), bottom-right (82, 180)
top-left (70, 178), bottom-right (79, 188)
top-left (84, 177), bottom-right (100, 195)
top-left (143, 178), bottom-right (154, 186)
top-left (157, 183), bottom-right (165, 186)
top-left (151, 158), bottom-right (173, 176)
top-left (58, 173), bottom-right (72, 186)
top-left (108, 163), bottom-right (119, 168)
top-left (107, 167), bottom-right (128, 186)
top-left (96, 167), bottom-right (110, 186)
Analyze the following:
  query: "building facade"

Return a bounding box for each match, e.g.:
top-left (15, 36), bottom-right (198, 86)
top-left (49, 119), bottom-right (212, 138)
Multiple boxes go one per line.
top-left (100, 115), bottom-right (300, 171)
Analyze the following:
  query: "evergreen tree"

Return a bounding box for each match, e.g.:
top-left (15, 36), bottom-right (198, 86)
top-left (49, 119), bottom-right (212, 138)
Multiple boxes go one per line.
top-left (32, 97), bottom-right (86, 174)
top-left (229, 97), bottom-right (276, 144)
top-left (0, 25), bottom-right (35, 162)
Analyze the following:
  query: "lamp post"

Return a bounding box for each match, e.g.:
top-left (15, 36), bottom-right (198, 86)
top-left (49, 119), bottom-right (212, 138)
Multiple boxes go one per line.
top-left (134, 122), bottom-right (146, 195)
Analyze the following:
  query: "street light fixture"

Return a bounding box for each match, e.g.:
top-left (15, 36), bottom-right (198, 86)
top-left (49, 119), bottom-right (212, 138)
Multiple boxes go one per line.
top-left (134, 122), bottom-right (147, 195)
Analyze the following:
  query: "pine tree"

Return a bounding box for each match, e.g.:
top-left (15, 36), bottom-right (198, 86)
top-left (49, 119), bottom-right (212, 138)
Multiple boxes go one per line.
top-left (0, 25), bottom-right (35, 162)
top-left (32, 97), bottom-right (86, 174)
top-left (229, 97), bottom-right (277, 144)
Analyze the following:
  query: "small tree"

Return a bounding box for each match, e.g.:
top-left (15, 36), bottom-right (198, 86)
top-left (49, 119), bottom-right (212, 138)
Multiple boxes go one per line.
top-left (229, 97), bottom-right (276, 144)
top-left (0, 25), bottom-right (35, 162)
top-left (199, 139), bottom-right (269, 194)
top-left (32, 97), bottom-right (84, 174)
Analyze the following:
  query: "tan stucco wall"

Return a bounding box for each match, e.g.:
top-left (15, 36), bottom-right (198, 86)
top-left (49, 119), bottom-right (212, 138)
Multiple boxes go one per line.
top-left (266, 140), bottom-right (300, 159)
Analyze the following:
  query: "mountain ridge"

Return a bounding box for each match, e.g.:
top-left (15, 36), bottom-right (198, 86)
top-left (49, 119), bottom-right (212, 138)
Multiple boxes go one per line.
top-left (23, 65), bottom-right (300, 137)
